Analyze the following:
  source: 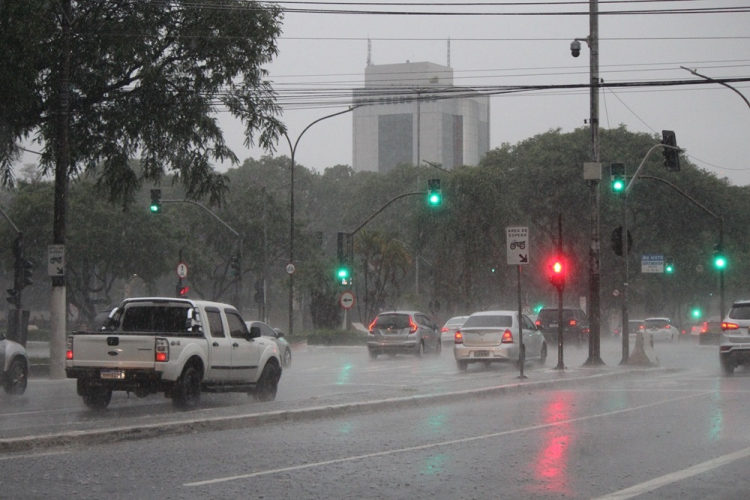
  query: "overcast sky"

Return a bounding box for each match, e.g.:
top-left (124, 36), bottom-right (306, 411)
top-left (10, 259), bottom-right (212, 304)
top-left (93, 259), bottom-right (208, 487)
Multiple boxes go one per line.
top-left (219, 0), bottom-right (750, 186)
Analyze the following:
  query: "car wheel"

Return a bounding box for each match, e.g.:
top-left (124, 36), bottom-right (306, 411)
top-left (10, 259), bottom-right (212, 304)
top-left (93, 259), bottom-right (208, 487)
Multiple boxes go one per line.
top-left (720, 357), bottom-right (735, 376)
top-left (539, 343), bottom-right (548, 365)
top-left (368, 349), bottom-right (378, 360)
top-left (456, 360), bottom-right (468, 371)
top-left (482, 361), bottom-right (492, 369)
top-left (3, 358), bottom-right (27, 395)
top-left (283, 348), bottom-right (292, 367)
top-left (435, 339), bottom-right (442, 356)
top-left (172, 364), bottom-right (202, 410)
top-left (414, 341), bottom-right (424, 358)
top-left (82, 387), bottom-right (112, 410)
top-left (254, 362), bottom-right (280, 402)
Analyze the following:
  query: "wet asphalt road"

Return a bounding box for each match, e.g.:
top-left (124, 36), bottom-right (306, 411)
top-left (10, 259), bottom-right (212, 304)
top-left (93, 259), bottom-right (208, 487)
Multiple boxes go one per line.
top-left (3, 338), bottom-right (749, 499)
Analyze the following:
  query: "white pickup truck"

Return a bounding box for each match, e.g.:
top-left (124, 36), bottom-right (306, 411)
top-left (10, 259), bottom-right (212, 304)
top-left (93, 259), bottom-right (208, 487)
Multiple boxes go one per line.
top-left (65, 298), bottom-right (282, 410)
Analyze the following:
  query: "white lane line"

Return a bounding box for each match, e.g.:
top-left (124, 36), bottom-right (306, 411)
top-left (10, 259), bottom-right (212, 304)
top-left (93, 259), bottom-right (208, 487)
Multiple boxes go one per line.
top-left (0, 451), bottom-right (69, 461)
top-left (593, 446), bottom-right (750, 500)
top-left (184, 391), bottom-right (709, 487)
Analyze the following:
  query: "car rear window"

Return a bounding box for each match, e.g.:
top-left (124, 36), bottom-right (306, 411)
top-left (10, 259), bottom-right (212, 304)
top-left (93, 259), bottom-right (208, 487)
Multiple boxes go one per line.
top-left (463, 315), bottom-right (513, 328)
top-left (729, 304), bottom-right (750, 320)
top-left (538, 310), bottom-right (579, 322)
top-left (121, 305), bottom-right (191, 333)
top-left (645, 319), bottom-right (670, 328)
top-left (445, 317), bottom-right (466, 327)
top-left (374, 314), bottom-right (411, 329)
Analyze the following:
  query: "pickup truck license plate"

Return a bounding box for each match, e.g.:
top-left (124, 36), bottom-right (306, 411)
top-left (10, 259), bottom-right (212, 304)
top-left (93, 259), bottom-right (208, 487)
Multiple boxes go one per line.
top-left (100, 369), bottom-right (125, 380)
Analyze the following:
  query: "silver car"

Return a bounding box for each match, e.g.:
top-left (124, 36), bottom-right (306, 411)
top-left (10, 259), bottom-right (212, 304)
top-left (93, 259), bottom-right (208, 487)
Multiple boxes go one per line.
top-left (367, 311), bottom-right (441, 359)
top-left (440, 315), bottom-right (470, 344)
top-left (1, 333), bottom-right (28, 395)
top-left (245, 321), bottom-right (292, 367)
top-left (454, 310), bottom-right (547, 371)
top-left (719, 300), bottom-right (750, 375)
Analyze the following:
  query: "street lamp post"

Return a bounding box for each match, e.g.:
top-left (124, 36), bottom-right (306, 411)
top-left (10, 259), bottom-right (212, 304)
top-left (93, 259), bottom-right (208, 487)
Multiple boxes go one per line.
top-left (283, 106), bottom-right (360, 337)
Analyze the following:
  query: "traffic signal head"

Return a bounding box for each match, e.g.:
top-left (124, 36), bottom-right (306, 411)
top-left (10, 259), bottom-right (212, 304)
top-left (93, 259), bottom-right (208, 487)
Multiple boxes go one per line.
top-left (610, 163), bottom-right (626, 194)
top-left (177, 285), bottom-right (189, 297)
top-left (336, 265), bottom-right (350, 286)
top-left (229, 255), bottom-right (241, 276)
top-left (548, 256), bottom-right (566, 289)
top-left (150, 189), bottom-right (162, 214)
top-left (665, 256), bottom-right (674, 274)
top-left (713, 243), bottom-right (727, 270)
top-left (661, 130), bottom-right (680, 172)
top-left (691, 307), bottom-right (702, 319)
top-left (427, 178), bottom-right (442, 207)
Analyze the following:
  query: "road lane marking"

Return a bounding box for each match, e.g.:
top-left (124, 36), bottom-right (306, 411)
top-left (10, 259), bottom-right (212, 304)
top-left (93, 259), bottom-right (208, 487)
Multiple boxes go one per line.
top-left (0, 451), bottom-right (69, 461)
top-left (184, 391), bottom-right (709, 487)
top-left (593, 446), bottom-right (750, 500)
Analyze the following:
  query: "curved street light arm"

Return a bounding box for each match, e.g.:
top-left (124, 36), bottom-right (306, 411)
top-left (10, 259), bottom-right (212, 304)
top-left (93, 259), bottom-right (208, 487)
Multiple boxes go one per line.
top-left (348, 191), bottom-right (426, 237)
top-left (681, 66), bottom-right (750, 111)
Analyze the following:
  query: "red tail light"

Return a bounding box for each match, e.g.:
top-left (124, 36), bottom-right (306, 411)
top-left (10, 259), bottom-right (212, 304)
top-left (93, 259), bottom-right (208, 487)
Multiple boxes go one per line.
top-left (454, 331), bottom-right (463, 344)
top-left (409, 317), bottom-right (418, 333)
top-left (639, 324), bottom-right (645, 330)
top-left (441, 327), bottom-right (449, 332)
top-left (66, 336), bottom-right (74, 360)
top-left (701, 322), bottom-right (708, 333)
top-left (368, 319), bottom-right (377, 333)
top-left (501, 329), bottom-right (514, 343)
top-left (535, 320), bottom-right (541, 327)
top-left (665, 325), bottom-right (671, 329)
top-left (569, 319), bottom-right (577, 326)
top-left (722, 322), bottom-right (739, 331)
top-left (155, 338), bottom-right (170, 363)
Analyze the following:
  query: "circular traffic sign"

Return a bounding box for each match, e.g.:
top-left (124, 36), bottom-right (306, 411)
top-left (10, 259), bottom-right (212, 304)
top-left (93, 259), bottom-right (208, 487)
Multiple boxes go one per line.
top-left (285, 262), bottom-right (296, 275)
top-left (177, 262), bottom-right (188, 278)
top-left (339, 291), bottom-right (355, 310)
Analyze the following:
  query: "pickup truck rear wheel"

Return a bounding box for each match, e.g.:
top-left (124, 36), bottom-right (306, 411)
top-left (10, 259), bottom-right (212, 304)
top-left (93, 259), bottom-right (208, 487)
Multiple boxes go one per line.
top-left (82, 387), bottom-right (112, 410)
top-left (253, 363), bottom-right (279, 402)
top-left (172, 365), bottom-right (202, 410)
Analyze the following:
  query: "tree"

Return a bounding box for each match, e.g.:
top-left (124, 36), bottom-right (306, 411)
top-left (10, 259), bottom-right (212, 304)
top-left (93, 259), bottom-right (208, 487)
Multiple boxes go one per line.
top-left (1, 0), bottom-right (284, 204)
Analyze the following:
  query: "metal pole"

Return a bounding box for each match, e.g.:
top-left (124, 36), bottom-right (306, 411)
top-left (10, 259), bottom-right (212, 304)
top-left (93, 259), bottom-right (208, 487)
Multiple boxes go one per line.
top-left (585, 0), bottom-right (604, 366)
top-left (517, 265), bottom-right (526, 379)
top-left (720, 218), bottom-right (725, 320)
top-left (555, 214), bottom-right (565, 370)
top-left (620, 192), bottom-right (630, 364)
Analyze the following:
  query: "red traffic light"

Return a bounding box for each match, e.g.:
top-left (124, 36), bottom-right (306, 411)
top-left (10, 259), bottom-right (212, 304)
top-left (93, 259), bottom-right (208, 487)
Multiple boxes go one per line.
top-left (548, 256), bottom-right (566, 289)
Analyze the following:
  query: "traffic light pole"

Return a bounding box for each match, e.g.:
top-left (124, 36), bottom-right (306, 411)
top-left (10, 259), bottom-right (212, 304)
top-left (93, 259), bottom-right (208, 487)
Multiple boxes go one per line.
top-left (160, 199), bottom-right (243, 312)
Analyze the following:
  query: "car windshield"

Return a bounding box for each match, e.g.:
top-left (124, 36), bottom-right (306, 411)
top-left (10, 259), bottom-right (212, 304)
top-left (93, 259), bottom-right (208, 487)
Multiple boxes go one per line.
top-left (374, 314), bottom-right (411, 330)
top-left (645, 319), bottom-right (670, 328)
top-left (463, 315), bottom-right (513, 328)
top-left (728, 304), bottom-right (750, 320)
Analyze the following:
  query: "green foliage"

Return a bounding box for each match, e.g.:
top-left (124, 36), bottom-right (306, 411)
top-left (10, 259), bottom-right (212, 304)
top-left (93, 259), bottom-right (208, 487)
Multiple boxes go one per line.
top-left (1, 0), bottom-right (284, 206)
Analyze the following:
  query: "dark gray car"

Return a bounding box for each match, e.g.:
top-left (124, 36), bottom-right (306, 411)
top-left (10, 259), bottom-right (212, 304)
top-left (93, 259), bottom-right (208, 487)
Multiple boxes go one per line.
top-left (367, 311), bottom-right (441, 359)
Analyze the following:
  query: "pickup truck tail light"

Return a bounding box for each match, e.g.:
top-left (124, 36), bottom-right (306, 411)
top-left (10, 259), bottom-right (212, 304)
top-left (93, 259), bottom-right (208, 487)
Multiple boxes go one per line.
top-left (501, 329), bottom-right (514, 343)
top-left (155, 338), bottom-right (169, 362)
top-left (66, 336), bottom-right (74, 360)
top-left (454, 331), bottom-right (463, 344)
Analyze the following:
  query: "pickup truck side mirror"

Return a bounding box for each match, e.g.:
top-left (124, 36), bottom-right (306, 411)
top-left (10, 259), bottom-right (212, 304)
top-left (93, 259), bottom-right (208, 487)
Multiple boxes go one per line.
top-left (249, 325), bottom-right (261, 339)
top-left (101, 307), bottom-right (122, 330)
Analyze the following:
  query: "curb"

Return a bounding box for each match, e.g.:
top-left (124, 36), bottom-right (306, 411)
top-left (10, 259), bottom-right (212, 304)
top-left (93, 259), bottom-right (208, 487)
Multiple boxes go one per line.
top-left (0, 367), bottom-right (661, 454)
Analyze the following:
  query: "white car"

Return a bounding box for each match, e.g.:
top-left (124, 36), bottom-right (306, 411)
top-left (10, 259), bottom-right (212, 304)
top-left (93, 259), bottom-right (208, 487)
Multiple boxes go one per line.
top-left (245, 321), bottom-right (292, 367)
top-left (440, 316), bottom-right (470, 343)
top-left (719, 300), bottom-right (750, 375)
top-left (454, 310), bottom-right (547, 371)
top-left (643, 317), bottom-right (677, 342)
top-left (1, 333), bottom-right (29, 395)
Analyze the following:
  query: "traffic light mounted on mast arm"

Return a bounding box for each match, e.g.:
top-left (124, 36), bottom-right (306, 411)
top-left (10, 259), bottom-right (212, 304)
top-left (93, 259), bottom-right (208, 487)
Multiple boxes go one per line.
top-left (713, 243), bottom-right (727, 270)
top-left (150, 189), bottom-right (162, 214)
top-left (427, 178), bottom-right (442, 207)
top-left (336, 231), bottom-right (351, 285)
top-left (661, 130), bottom-right (680, 172)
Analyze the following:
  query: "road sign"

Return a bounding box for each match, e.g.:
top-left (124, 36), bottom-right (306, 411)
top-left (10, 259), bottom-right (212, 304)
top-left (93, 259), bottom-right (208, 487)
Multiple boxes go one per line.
top-left (641, 254), bottom-right (664, 273)
top-left (176, 262), bottom-right (188, 278)
top-left (339, 291), bottom-right (355, 310)
top-left (47, 245), bottom-right (65, 277)
top-left (506, 226), bottom-right (529, 265)
top-left (285, 262), bottom-right (296, 275)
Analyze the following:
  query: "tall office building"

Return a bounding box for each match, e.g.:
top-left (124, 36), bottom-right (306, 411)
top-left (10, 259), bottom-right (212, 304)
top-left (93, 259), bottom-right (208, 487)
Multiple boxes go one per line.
top-left (352, 61), bottom-right (490, 173)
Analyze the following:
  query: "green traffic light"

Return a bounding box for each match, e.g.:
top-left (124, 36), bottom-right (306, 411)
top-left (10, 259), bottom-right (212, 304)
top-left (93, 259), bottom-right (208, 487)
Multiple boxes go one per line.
top-left (337, 268), bottom-right (349, 279)
top-left (612, 179), bottom-right (625, 192)
top-left (691, 308), bottom-right (702, 319)
top-left (150, 203), bottom-right (161, 214)
top-left (428, 193), bottom-right (442, 206)
top-left (714, 256), bottom-right (726, 269)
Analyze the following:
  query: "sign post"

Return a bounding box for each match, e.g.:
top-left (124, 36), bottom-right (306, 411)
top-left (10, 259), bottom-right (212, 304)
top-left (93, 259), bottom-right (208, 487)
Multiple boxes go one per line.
top-left (506, 227), bottom-right (529, 379)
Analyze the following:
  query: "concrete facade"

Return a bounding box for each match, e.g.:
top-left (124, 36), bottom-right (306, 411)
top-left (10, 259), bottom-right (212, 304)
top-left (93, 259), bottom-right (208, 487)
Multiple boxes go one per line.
top-left (352, 62), bottom-right (490, 173)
